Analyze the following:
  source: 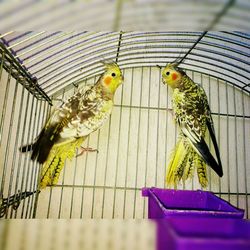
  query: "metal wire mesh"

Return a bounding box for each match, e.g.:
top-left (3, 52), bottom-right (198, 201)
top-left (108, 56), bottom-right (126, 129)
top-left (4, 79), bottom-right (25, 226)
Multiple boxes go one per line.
top-left (0, 30), bottom-right (249, 219)
top-left (0, 48), bottom-right (50, 218)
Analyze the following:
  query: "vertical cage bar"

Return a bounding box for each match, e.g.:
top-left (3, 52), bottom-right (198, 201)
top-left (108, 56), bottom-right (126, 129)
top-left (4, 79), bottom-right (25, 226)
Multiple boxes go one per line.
top-left (23, 98), bottom-right (39, 218)
top-left (19, 94), bottom-right (36, 217)
top-left (110, 32), bottom-right (124, 218)
top-left (217, 78), bottom-right (222, 197)
top-left (101, 107), bottom-right (113, 218)
top-left (233, 85), bottom-right (239, 208)
top-left (0, 65), bottom-right (12, 148)
top-left (191, 71), bottom-right (194, 190)
top-left (8, 84), bottom-right (26, 218)
top-left (3, 78), bottom-right (19, 218)
top-left (225, 81), bottom-right (231, 203)
top-left (25, 98), bottom-right (40, 218)
top-left (45, 102), bottom-right (53, 218)
top-left (0, 66), bottom-right (12, 196)
top-left (208, 75), bottom-right (212, 191)
top-left (79, 136), bottom-right (90, 218)
top-left (164, 74), bottom-right (170, 190)
top-left (70, 151), bottom-right (78, 218)
top-left (47, 189), bottom-right (53, 218)
top-left (33, 100), bottom-right (48, 218)
top-left (79, 81), bottom-right (90, 219)
top-left (13, 91), bottom-right (31, 218)
top-left (155, 68), bottom-right (161, 187)
top-left (143, 66), bottom-right (152, 218)
top-left (132, 67), bottom-right (143, 218)
top-left (57, 89), bottom-right (66, 219)
top-left (28, 100), bottom-right (43, 218)
top-left (241, 90), bottom-right (248, 218)
top-left (21, 95), bottom-right (38, 218)
top-left (0, 51), bottom-right (5, 81)
top-left (69, 85), bottom-right (79, 218)
top-left (91, 129), bottom-right (101, 218)
top-left (111, 70), bottom-right (125, 218)
top-left (122, 68), bottom-right (134, 219)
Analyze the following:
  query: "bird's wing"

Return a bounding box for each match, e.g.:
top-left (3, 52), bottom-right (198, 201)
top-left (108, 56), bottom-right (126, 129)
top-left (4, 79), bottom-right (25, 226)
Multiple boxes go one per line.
top-left (31, 85), bottom-right (110, 163)
top-left (58, 86), bottom-right (113, 139)
top-left (175, 88), bottom-right (223, 177)
top-left (205, 106), bottom-right (223, 177)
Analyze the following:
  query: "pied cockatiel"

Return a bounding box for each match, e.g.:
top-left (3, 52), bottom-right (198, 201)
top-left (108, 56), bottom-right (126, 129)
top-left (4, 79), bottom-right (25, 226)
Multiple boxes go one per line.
top-left (20, 62), bottom-right (124, 188)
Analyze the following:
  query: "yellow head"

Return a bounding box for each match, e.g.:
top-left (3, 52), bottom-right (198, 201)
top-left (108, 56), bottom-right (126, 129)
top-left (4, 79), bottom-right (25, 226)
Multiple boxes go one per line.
top-left (162, 63), bottom-right (184, 89)
top-left (101, 62), bottom-right (124, 94)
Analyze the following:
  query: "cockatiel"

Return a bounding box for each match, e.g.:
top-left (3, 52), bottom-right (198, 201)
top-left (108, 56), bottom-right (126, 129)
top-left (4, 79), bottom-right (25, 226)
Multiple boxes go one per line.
top-left (162, 63), bottom-right (223, 188)
top-left (20, 62), bottom-right (124, 188)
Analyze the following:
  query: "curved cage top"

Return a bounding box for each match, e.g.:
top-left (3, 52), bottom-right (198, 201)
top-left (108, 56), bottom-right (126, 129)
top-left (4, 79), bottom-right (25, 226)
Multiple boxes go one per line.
top-left (0, 31), bottom-right (249, 97)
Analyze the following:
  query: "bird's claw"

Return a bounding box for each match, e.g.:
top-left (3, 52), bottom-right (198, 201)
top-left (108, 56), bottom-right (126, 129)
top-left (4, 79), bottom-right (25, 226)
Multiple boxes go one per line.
top-left (76, 146), bottom-right (99, 157)
top-left (166, 108), bottom-right (174, 117)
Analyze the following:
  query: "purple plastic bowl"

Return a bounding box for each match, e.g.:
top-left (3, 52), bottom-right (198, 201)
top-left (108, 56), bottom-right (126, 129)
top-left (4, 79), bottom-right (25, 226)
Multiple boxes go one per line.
top-left (142, 187), bottom-right (244, 219)
top-left (157, 217), bottom-right (250, 250)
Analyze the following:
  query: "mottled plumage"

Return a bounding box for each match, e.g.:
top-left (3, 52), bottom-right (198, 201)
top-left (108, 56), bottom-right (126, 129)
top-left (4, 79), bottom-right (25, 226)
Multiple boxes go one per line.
top-left (20, 62), bottom-right (123, 188)
top-left (162, 63), bottom-right (223, 188)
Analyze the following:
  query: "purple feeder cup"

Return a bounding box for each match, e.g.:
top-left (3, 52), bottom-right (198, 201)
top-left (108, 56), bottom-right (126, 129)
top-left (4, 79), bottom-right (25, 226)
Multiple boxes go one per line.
top-left (142, 188), bottom-right (248, 250)
top-left (142, 187), bottom-right (244, 219)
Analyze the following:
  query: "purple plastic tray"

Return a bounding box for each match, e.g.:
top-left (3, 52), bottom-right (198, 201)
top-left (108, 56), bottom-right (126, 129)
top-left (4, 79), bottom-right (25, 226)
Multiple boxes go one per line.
top-left (157, 217), bottom-right (250, 250)
top-left (142, 187), bottom-right (244, 219)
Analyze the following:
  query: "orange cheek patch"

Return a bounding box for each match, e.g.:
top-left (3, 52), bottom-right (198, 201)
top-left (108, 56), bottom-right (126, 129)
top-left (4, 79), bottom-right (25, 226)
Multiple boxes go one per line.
top-left (172, 73), bottom-right (178, 81)
top-left (104, 76), bottom-right (112, 85)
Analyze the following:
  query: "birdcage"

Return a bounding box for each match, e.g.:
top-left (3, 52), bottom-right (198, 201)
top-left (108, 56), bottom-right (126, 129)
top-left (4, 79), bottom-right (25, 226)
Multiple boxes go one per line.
top-left (0, 5), bottom-right (250, 220)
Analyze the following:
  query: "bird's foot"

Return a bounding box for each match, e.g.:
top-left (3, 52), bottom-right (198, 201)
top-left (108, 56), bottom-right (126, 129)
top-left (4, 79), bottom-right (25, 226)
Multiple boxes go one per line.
top-left (76, 146), bottom-right (99, 157)
top-left (166, 108), bottom-right (174, 117)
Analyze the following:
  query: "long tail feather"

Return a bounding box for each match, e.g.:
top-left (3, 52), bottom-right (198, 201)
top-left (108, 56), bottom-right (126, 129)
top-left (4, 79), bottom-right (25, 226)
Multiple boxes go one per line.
top-left (206, 120), bottom-right (223, 177)
top-left (31, 127), bottom-right (57, 164)
top-left (166, 138), bottom-right (208, 188)
top-left (40, 154), bottom-right (65, 189)
top-left (196, 154), bottom-right (208, 188)
top-left (19, 143), bottom-right (34, 152)
top-left (166, 138), bottom-right (186, 188)
top-left (193, 138), bottom-right (222, 177)
top-left (39, 137), bottom-right (85, 189)
top-left (183, 148), bottom-right (195, 181)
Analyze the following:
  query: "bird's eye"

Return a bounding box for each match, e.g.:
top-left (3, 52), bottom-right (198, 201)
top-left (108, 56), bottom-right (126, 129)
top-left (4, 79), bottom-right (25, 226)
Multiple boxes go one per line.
top-left (111, 73), bottom-right (116, 77)
top-left (166, 72), bottom-right (170, 76)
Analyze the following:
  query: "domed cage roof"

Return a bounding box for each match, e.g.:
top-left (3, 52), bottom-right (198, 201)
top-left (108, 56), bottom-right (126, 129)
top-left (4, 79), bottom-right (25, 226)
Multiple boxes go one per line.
top-left (0, 31), bottom-right (250, 98)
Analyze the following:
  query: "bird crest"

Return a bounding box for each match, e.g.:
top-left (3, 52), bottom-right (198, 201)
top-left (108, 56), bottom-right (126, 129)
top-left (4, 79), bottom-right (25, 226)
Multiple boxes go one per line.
top-left (101, 59), bottom-right (119, 70)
